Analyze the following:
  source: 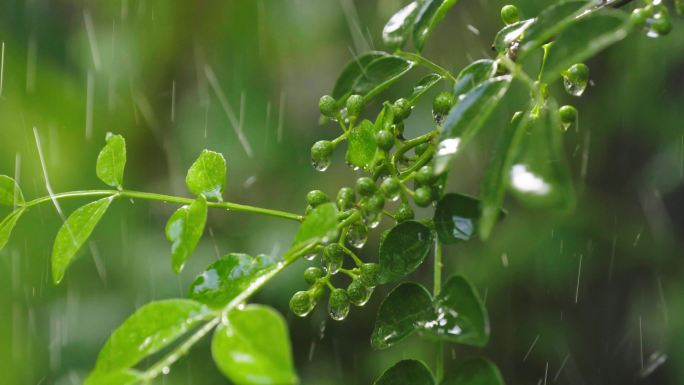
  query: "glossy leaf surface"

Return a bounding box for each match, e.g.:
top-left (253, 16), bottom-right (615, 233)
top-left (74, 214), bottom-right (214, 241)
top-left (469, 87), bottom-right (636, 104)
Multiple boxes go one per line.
top-left (434, 193), bottom-right (481, 244)
top-left (379, 220), bottom-right (433, 283)
top-left (354, 55), bottom-right (414, 102)
top-left (0, 208), bottom-right (25, 252)
top-left (409, 73), bottom-right (443, 104)
top-left (371, 282), bottom-right (433, 349)
top-left (212, 305), bottom-right (297, 385)
top-left (189, 253), bottom-right (277, 308)
top-left (93, 299), bottom-right (209, 373)
top-left (374, 359), bottom-right (434, 385)
top-left (453, 60), bottom-right (498, 97)
top-left (96, 133), bottom-right (127, 189)
top-left (185, 149), bottom-right (227, 201)
top-left (0, 175), bottom-right (24, 206)
top-left (51, 197), bottom-right (113, 284)
top-left (346, 119), bottom-right (378, 171)
top-left (383, 1), bottom-right (420, 51)
top-left (413, 0), bottom-right (459, 51)
top-left (441, 358), bottom-right (505, 385)
top-left (84, 369), bottom-right (143, 385)
top-left (435, 76), bottom-right (512, 174)
top-left (165, 195), bottom-right (208, 273)
top-left (492, 19), bottom-right (534, 53)
top-left (293, 202), bottom-right (338, 247)
top-left (518, 0), bottom-right (592, 58)
top-left (332, 52), bottom-right (388, 100)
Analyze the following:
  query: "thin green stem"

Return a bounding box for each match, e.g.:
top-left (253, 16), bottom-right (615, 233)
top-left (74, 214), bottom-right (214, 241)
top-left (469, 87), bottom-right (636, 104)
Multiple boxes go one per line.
top-left (396, 51), bottom-right (457, 83)
top-left (434, 238), bottom-right (444, 382)
top-left (391, 130), bottom-right (438, 174)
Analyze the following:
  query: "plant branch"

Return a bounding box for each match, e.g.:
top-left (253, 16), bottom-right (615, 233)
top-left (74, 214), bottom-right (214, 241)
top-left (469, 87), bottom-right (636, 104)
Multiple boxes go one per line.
top-left (396, 51), bottom-right (457, 83)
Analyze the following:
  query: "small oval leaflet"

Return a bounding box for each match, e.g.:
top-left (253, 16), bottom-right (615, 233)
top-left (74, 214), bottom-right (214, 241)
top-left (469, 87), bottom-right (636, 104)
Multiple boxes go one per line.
top-left (185, 149), bottom-right (227, 201)
top-left (165, 195), bottom-right (208, 273)
top-left (374, 359), bottom-right (435, 385)
top-left (346, 119), bottom-right (379, 171)
top-left (96, 133), bottom-right (127, 189)
top-left (379, 220), bottom-right (433, 283)
top-left (212, 304), bottom-right (298, 385)
top-left (0, 175), bottom-right (24, 207)
top-left (51, 196), bottom-right (114, 284)
top-left (453, 60), bottom-right (498, 98)
top-left (293, 202), bottom-right (339, 247)
top-left (383, 1), bottom-right (420, 51)
top-left (371, 282), bottom-right (433, 349)
top-left (434, 193), bottom-right (481, 244)
top-left (332, 51), bottom-right (388, 101)
top-left (441, 357), bottom-right (505, 385)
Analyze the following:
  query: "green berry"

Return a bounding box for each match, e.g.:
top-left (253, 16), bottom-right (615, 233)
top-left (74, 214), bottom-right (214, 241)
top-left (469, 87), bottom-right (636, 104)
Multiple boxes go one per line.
top-left (359, 263), bottom-right (381, 288)
top-left (564, 63), bottom-right (589, 86)
top-left (414, 186), bottom-right (433, 207)
top-left (328, 288), bottom-right (350, 321)
top-left (304, 267), bottom-right (323, 285)
top-left (380, 177), bottom-right (401, 199)
top-left (394, 203), bottom-right (415, 222)
top-left (394, 122), bottom-right (405, 137)
top-left (415, 165), bottom-right (436, 186)
top-left (347, 280), bottom-right (373, 306)
top-left (336, 187), bottom-right (355, 210)
top-left (631, 8), bottom-right (649, 26)
top-left (311, 140), bottom-right (333, 172)
top-left (323, 243), bottom-right (345, 272)
top-left (289, 291), bottom-right (314, 317)
top-left (366, 193), bottom-right (385, 212)
top-left (306, 190), bottom-right (329, 207)
top-left (392, 98), bottom-right (412, 122)
top-left (652, 16), bottom-right (673, 36)
top-left (432, 92), bottom-right (455, 116)
top-left (355, 177), bottom-right (377, 197)
top-left (375, 129), bottom-right (395, 151)
top-left (318, 95), bottom-right (337, 117)
top-left (500, 5), bottom-right (520, 25)
top-left (559, 105), bottom-right (578, 125)
top-left (346, 94), bottom-right (364, 117)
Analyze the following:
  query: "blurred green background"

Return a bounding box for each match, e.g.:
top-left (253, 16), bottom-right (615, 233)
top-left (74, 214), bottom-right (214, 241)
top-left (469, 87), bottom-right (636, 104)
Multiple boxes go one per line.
top-left (1, 0), bottom-right (683, 384)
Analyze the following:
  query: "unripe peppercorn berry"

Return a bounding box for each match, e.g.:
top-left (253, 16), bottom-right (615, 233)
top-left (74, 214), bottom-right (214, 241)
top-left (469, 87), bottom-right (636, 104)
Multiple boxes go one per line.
top-left (414, 186), bottom-right (433, 207)
top-left (311, 140), bottom-right (334, 172)
top-left (359, 263), bottom-right (381, 288)
top-left (356, 177), bottom-right (377, 197)
top-left (306, 190), bottom-right (329, 207)
top-left (323, 244), bottom-right (345, 269)
top-left (564, 63), bottom-right (589, 86)
top-left (631, 8), bottom-right (649, 26)
top-left (318, 95), bottom-right (337, 118)
top-left (394, 203), bottom-right (415, 222)
top-left (375, 130), bottom-right (395, 151)
top-left (336, 187), bottom-right (355, 210)
top-left (559, 105), bottom-right (578, 125)
top-left (347, 280), bottom-right (373, 306)
top-left (500, 5), bottom-right (520, 25)
top-left (328, 288), bottom-right (350, 321)
top-left (392, 98), bottom-right (412, 122)
top-left (289, 291), bottom-right (314, 317)
top-left (415, 165), bottom-right (436, 186)
top-left (346, 94), bottom-right (363, 117)
top-left (432, 92), bottom-right (455, 116)
top-left (652, 16), bottom-right (673, 36)
top-left (303, 267), bottom-right (323, 285)
top-left (380, 177), bottom-right (401, 198)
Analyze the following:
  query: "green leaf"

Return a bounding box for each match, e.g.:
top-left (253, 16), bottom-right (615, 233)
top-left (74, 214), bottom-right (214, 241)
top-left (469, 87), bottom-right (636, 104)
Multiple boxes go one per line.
top-left (371, 282), bottom-right (433, 349)
top-left (542, 11), bottom-right (632, 82)
top-left (453, 60), bottom-right (498, 97)
top-left (185, 149), bottom-right (227, 201)
top-left (84, 369), bottom-right (143, 385)
top-left (51, 197), bottom-right (113, 284)
top-left (0, 175), bottom-right (24, 207)
top-left (492, 19), bottom-right (534, 53)
top-left (379, 220), bottom-right (433, 283)
top-left (479, 112), bottom-right (530, 240)
top-left (508, 101), bottom-right (576, 211)
top-left (0, 208), bottom-right (25, 252)
top-left (375, 102), bottom-right (395, 133)
top-left (413, 0), bottom-right (460, 52)
top-left (165, 195), bottom-right (208, 273)
top-left (212, 304), bottom-right (298, 385)
top-left (96, 133), bottom-right (127, 189)
top-left (354, 55), bottom-right (414, 102)
top-left (434, 193), bottom-right (482, 244)
top-left (293, 202), bottom-right (338, 247)
top-left (435, 76), bottom-right (512, 174)
top-left (332, 51), bottom-right (388, 100)
top-left (421, 275), bottom-right (489, 347)
top-left (518, 0), bottom-right (593, 59)
top-left (409, 73), bottom-right (443, 104)
top-left (383, 1), bottom-right (420, 51)
top-left (189, 253), bottom-right (278, 308)
top-left (346, 119), bottom-right (379, 171)
top-left (374, 359), bottom-right (435, 385)
top-left (441, 358), bottom-right (505, 385)
top-left (93, 299), bottom-right (210, 373)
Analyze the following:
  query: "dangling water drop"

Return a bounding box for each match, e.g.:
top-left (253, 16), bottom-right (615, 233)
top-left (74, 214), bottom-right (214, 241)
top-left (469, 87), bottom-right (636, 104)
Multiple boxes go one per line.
top-left (362, 208), bottom-right (381, 229)
top-left (347, 222), bottom-right (368, 248)
top-left (562, 78), bottom-right (586, 97)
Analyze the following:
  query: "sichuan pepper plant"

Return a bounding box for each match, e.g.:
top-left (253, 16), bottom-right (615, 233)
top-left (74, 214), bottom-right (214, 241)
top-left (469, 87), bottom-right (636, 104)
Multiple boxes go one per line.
top-left (0, 0), bottom-right (679, 384)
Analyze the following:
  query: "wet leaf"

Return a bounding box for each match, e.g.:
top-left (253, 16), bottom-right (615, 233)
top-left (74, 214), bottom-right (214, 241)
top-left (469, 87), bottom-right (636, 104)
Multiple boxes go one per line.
top-left (0, 208), bottom-right (25, 252)
top-left (185, 149), bottom-right (227, 201)
top-left (420, 275), bottom-right (489, 347)
top-left (189, 253), bottom-right (278, 308)
top-left (453, 60), bottom-right (498, 98)
top-left (508, 101), bottom-right (576, 211)
top-left (441, 358), bottom-right (505, 385)
top-left (354, 55), bottom-right (414, 102)
top-left (93, 299), bottom-right (210, 373)
top-left (542, 11), bottom-right (632, 82)
top-left (383, 1), bottom-right (420, 51)
top-left (374, 359), bottom-right (435, 385)
top-left (0, 175), bottom-right (24, 207)
top-left (51, 197), bottom-right (114, 284)
top-left (96, 133), bottom-right (127, 189)
top-left (165, 195), bottom-right (208, 273)
top-left (409, 73), bottom-right (443, 104)
top-left (379, 220), bottom-right (433, 283)
top-left (83, 369), bottom-right (143, 385)
top-left (434, 193), bottom-right (485, 244)
top-left (413, 0), bottom-right (460, 52)
top-left (293, 202), bottom-right (338, 247)
top-left (347, 119), bottom-right (378, 171)
top-left (518, 0), bottom-right (592, 59)
top-left (492, 19), bottom-right (534, 53)
top-left (332, 51), bottom-right (388, 100)
top-left (371, 282), bottom-right (433, 349)
top-left (212, 304), bottom-right (297, 385)
top-left (435, 76), bottom-right (512, 174)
